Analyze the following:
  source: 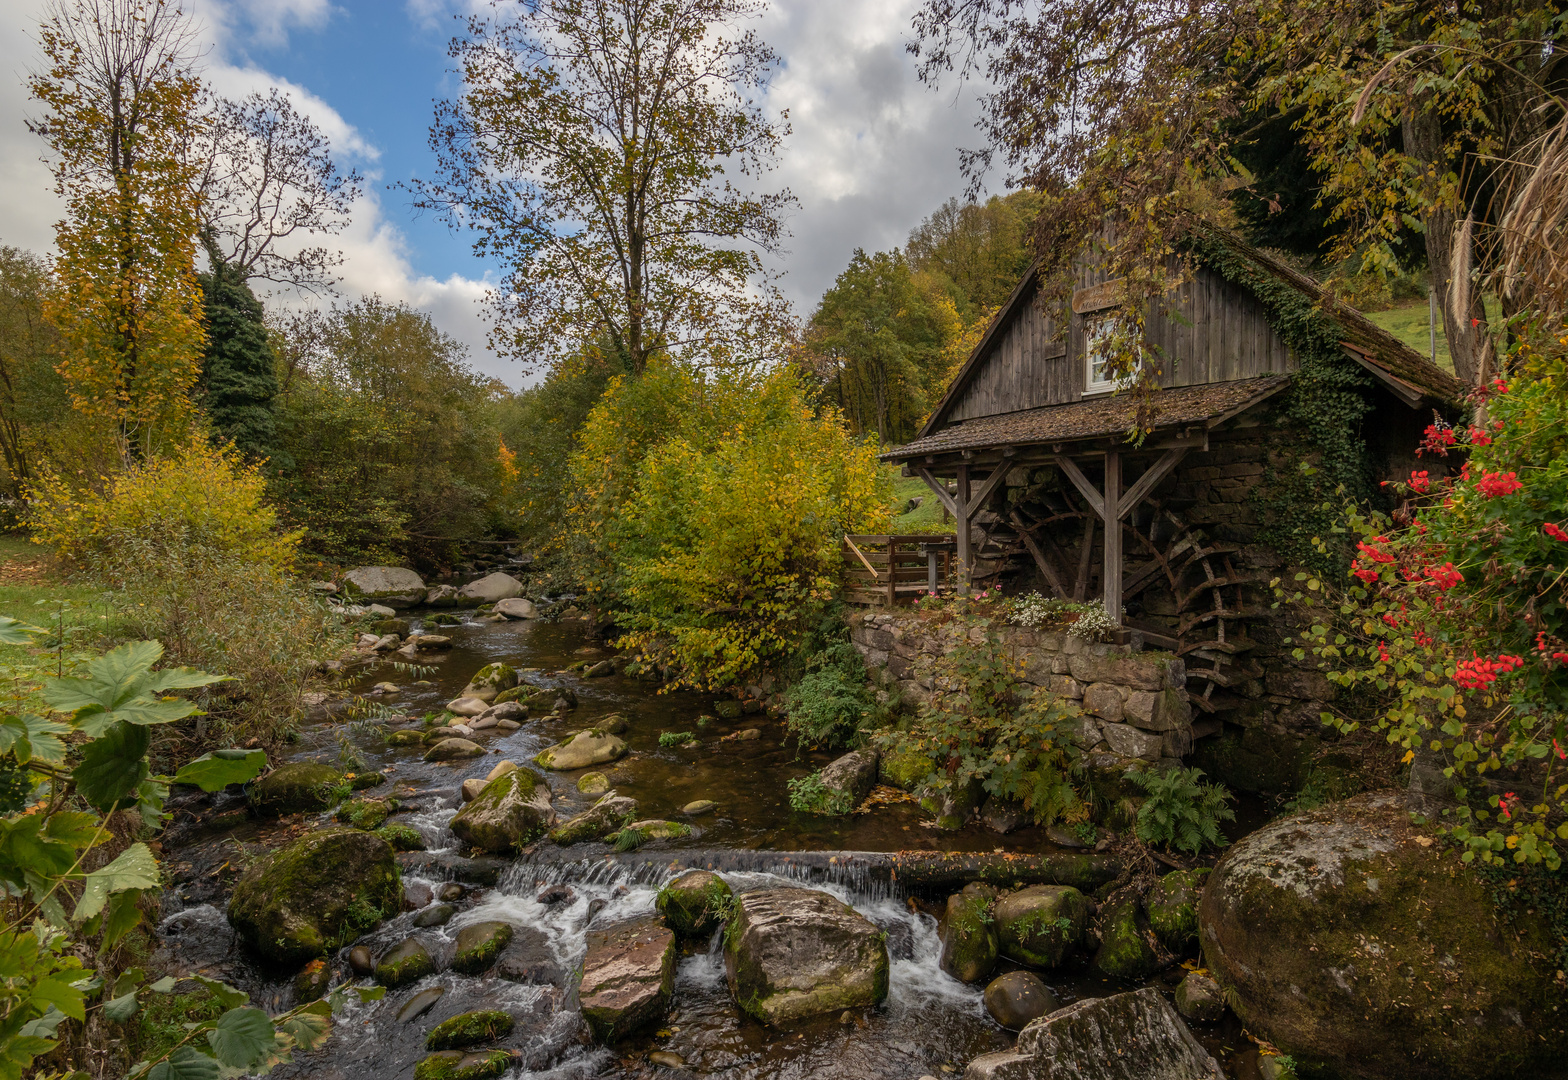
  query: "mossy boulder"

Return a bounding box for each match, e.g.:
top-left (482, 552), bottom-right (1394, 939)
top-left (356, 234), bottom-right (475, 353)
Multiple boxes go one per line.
top-left (387, 730), bottom-right (426, 748)
top-left (577, 772), bottom-right (610, 795)
top-left (878, 742), bottom-right (932, 792)
top-left (1200, 792), bottom-right (1568, 1080)
top-left (451, 921), bottom-right (513, 975)
top-left (413, 1050), bottom-right (513, 1080)
top-left (227, 827), bottom-right (400, 967)
top-left (1145, 868), bottom-right (1209, 952)
top-left (249, 762), bottom-right (342, 816)
top-left (656, 870), bottom-right (732, 939)
top-left (377, 823), bottom-right (427, 851)
top-left (424, 738), bottom-right (484, 763)
top-left (939, 882), bottom-right (999, 983)
top-left (334, 797), bottom-right (393, 831)
top-left (375, 937), bottom-right (435, 988)
top-left (609, 819), bottom-right (691, 848)
top-left (724, 888), bottom-right (890, 1026)
top-left (993, 884), bottom-right (1089, 969)
top-left (460, 663), bottom-right (518, 703)
top-left (496, 683), bottom-right (576, 711)
top-left (448, 768), bottom-right (555, 855)
top-left (549, 794), bottom-right (637, 845)
top-left (426, 1010), bottom-right (515, 1050)
top-left (983, 971), bottom-right (1059, 1030)
top-left (919, 777), bottom-right (985, 831)
top-left (1093, 892), bottom-right (1161, 980)
top-left (534, 730), bottom-right (627, 771)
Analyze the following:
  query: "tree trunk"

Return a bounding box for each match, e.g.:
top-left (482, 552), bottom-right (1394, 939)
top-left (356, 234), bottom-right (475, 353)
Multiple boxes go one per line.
top-left (1403, 107), bottom-right (1488, 387)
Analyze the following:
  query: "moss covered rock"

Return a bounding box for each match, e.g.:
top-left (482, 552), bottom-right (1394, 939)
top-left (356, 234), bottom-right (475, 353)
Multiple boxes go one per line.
top-left (413, 1050), bottom-right (513, 1080)
top-left (576, 772), bottom-right (610, 795)
top-left (534, 730), bottom-right (627, 771)
top-left (375, 937), bottom-right (435, 988)
top-left (227, 827), bottom-right (400, 967)
top-left (334, 797), bottom-right (393, 831)
top-left (549, 794), bottom-right (637, 845)
top-left (939, 882), bottom-right (999, 983)
top-left (919, 777), bottom-right (985, 831)
top-left (878, 743), bottom-right (932, 792)
top-left (425, 1010), bottom-right (514, 1050)
top-left (724, 888), bottom-right (889, 1026)
top-left (656, 870), bottom-right (732, 939)
top-left (249, 762), bottom-right (342, 816)
top-left (460, 663), bottom-right (518, 703)
top-left (451, 921), bottom-right (513, 975)
top-left (1145, 868), bottom-right (1208, 952)
top-left (1093, 892), bottom-right (1160, 980)
top-left (376, 823), bottom-right (427, 852)
top-left (448, 768), bottom-right (554, 855)
top-left (424, 738), bottom-right (484, 763)
top-left (994, 884), bottom-right (1089, 969)
top-left (387, 729), bottom-right (426, 748)
top-left (1200, 792), bottom-right (1568, 1080)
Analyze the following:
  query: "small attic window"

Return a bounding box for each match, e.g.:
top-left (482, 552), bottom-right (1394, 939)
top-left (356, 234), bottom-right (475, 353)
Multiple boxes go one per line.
top-left (1084, 314), bottom-right (1140, 395)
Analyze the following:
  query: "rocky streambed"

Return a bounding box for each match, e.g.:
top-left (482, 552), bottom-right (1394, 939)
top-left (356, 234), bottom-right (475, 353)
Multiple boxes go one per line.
top-left (147, 607), bottom-right (1568, 1080)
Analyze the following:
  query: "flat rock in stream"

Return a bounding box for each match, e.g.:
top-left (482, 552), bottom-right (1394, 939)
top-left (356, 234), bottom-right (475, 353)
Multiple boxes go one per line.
top-left (451, 921), bottom-right (513, 974)
top-left (963, 988), bottom-right (1223, 1080)
top-left (534, 730), bottom-right (627, 770)
top-left (549, 793), bottom-right (637, 845)
top-left (578, 915), bottom-right (676, 1042)
top-left (425, 738), bottom-right (484, 762)
top-left (248, 762), bottom-right (342, 816)
top-left (724, 887), bottom-right (890, 1026)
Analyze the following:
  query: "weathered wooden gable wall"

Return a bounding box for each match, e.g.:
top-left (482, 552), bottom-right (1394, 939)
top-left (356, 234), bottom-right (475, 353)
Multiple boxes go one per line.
top-left (945, 263), bottom-right (1297, 424)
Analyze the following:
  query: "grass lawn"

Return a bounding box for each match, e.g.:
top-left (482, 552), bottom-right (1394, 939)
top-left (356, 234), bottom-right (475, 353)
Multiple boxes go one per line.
top-left (0, 534), bottom-right (112, 630)
top-left (887, 474), bottom-right (955, 535)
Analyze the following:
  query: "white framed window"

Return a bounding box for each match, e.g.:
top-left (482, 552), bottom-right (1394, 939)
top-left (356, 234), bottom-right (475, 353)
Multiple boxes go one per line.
top-left (1084, 314), bottom-right (1140, 395)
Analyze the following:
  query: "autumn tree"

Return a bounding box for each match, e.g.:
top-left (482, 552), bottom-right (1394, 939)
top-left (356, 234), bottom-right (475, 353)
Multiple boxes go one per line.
top-left (0, 247), bottom-right (74, 497)
top-left (906, 191), bottom-right (1040, 321)
top-left (193, 87), bottom-right (363, 295)
top-left (29, 0), bottom-right (208, 460)
top-left (805, 249), bottom-right (960, 443)
top-left (414, 0), bottom-right (794, 376)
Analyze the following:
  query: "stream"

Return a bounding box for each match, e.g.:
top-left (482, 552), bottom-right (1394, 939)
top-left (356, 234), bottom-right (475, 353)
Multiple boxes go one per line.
top-left (153, 612), bottom-right (1260, 1079)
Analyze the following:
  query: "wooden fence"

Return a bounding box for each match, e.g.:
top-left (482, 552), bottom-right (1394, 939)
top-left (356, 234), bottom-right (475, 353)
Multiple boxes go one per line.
top-left (841, 534), bottom-right (957, 606)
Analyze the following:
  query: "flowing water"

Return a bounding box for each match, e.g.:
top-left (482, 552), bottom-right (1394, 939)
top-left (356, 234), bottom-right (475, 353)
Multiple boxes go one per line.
top-left (153, 612), bottom-right (1261, 1079)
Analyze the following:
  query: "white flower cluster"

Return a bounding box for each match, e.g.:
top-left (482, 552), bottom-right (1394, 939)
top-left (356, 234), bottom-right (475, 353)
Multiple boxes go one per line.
top-left (1066, 599), bottom-right (1118, 642)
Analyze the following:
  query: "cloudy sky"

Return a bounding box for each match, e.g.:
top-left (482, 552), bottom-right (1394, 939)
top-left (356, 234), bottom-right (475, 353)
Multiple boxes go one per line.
top-left (0, 0), bottom-right (990, 386)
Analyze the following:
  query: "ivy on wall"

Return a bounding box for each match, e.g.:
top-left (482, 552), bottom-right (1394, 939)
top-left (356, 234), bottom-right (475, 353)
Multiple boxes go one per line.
top-left (1184, 226), bottom-right (1377, 572)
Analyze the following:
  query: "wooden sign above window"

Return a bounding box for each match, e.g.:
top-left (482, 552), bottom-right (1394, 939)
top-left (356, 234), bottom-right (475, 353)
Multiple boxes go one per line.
top-left (1071, 278), bottom-right (1124, 315)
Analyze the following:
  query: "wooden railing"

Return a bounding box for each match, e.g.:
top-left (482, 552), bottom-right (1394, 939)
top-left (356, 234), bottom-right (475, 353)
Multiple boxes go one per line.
top-left (841, 534), bottom-right (958, 606)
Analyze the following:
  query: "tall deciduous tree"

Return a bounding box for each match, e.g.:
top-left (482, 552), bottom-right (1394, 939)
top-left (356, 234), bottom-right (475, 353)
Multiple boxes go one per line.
top-left (193, 88), bottom-right (363, 295)
top-left (906, 191), bottom-right (1040, 321)
top-left (805, 249), bottom-right (960, 443)
top-left (29, 0), bottom-right (207, 460)
top-left (0, 247), bottom-right (73, 496)
top-left (414, 0), bottom-right (794, 376)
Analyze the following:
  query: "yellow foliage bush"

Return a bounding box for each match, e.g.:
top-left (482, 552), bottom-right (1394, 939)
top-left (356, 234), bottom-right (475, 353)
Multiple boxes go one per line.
top-left (571, 365), bottom-right (891, 688)
top-left (28, 438), bottom-right (302, 578)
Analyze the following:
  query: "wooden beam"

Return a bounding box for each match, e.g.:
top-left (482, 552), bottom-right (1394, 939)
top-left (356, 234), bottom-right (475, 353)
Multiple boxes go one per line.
top-left (1116, 448), bottom-right (1187, 520)
top-left (1054, 454), bottom-right (1105, 519)
top-left (1073, 514), bottom-right (1096, 602)
top-left (1103, 450), bottom-right (1123, 622)
top-left (915, 467), bottom-right (958, 518)
top-left (956, 465), bottom-right (972, 593)
top-left (1011, 511), bottom-right (1068, 598)
top-left (967, 466), bottom-right (1010, 517)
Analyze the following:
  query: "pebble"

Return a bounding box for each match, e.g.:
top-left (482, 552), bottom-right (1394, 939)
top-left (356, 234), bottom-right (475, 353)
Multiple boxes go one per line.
top-left (396, 985), bottom-right (445, 1023)
top-left (682, 800), bottom-right (716, 815)
top-left (348, 945), bottom-right (374, 976)
top-left (496, 719), bottom-right (522, 733)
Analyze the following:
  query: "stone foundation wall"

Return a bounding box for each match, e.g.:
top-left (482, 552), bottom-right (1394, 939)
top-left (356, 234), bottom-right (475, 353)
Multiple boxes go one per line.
top-left (848, 610), bottom-right (1194, 771)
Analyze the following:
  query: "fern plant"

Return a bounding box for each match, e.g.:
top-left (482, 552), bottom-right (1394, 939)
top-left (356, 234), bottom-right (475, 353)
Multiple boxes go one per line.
top-left (1130, 766), bottom-right (1236, 854)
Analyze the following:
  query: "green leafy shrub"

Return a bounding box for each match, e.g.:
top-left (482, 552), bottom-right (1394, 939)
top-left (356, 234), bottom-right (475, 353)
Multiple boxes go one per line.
top-left (782, 641), bottom-right (875, 748)
top-left (787, 771), bottom-right (855, 816)
top-left (1130, 766), bottom-right (1236, 854)
top-left (875, 633), bottom-right (1088, 827)
top-left (658, 730), bottom-right (696, 748)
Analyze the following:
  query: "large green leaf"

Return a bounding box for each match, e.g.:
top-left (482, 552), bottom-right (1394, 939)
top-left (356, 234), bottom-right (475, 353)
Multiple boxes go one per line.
top-left (172, 750), bottom-right (267, 792)
top-left (0, 617), bottom-right (43, 646)
top-left (101, 891), bottom-right (145, 950)
top-left (275, 1010), bottom-right (330, 1053)
top-left (102, 990), bottom-right (138, 1022)
top-left (73, 723), bottom-right (151, 812)
top-left (191, 975), bottom-right (248, 1011)
top-left (43, 641), bottom-right (228, 738)
top-left (74, 843), bottom-right (159, 922)
top-left (206, 1007), bottom-right (275, 1069)
top-left (146, 1045), bottom-right (221, 1080)
top-left (0, 714), bottom-right (71, 765)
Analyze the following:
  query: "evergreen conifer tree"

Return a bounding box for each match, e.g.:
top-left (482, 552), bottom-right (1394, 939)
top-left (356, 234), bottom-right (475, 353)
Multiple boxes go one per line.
top-left (197, 259), bottom-right (280, 462)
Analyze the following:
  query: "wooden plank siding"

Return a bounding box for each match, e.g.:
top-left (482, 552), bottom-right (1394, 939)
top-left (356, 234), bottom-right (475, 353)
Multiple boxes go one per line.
top-left (943, 262), bottom-right (1294, 424)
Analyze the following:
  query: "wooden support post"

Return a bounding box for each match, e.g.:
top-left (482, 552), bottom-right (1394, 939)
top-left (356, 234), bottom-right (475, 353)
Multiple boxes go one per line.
top-left (1103, 450), bottom-right (1122, 622)
top-left (956, 465), bottom-right (972, 593)
top-left (1073, 514), bottom-right (1096, 602)
top-left (1011, 511), bottom-right (1068, 598)
top-left (927, 548), bottom-right (939, 594)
